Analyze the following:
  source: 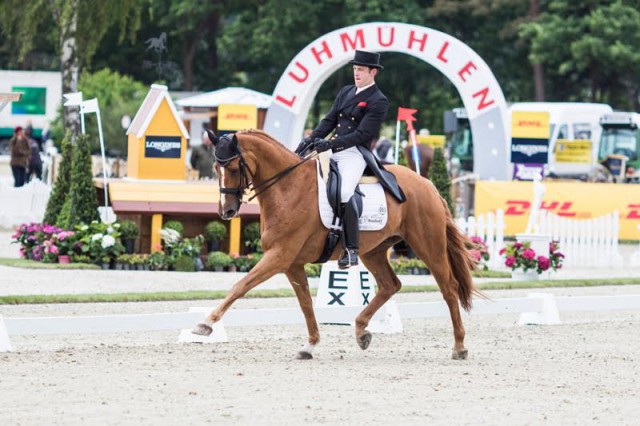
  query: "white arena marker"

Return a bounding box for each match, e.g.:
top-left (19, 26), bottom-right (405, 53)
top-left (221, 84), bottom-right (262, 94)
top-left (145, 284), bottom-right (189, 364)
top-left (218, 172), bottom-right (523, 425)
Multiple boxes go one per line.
top-left (178, 321), bottom-right (228, 344)
top-left (0, 316), bottom-right (13, 352)
top-left (518, 293), bottom-right (561, 326)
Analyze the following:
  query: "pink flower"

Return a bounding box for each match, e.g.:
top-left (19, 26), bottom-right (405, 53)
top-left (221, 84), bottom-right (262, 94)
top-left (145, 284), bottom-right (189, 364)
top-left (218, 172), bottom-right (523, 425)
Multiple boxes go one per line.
top-left (469, 249), bottom-right (482, 262)
top-left (505, 256), bottom-right (516, 267)
top-left (514, 242), bottom-right (523, 249)
top-left (499, 248), bottom-right (506, 255)
top-left (522, 248), bottom-right (536, 260)
top-left (537, 256), bottom-right (550, 271)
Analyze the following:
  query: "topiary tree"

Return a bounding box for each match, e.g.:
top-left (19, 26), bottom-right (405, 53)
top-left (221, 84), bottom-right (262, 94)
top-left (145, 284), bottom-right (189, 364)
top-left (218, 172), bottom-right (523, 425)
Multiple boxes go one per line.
top-left (44, 132), bottom-right (73, 225)
top-left (428, 147), bottom-right (453, 215)
top-left (63, 134), bottom-right (100, 229)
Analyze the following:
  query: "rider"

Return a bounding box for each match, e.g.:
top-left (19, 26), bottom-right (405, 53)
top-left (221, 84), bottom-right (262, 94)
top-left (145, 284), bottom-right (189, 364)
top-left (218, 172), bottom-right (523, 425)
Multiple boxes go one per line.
top-left (296, 50), bottom-right (389, 269)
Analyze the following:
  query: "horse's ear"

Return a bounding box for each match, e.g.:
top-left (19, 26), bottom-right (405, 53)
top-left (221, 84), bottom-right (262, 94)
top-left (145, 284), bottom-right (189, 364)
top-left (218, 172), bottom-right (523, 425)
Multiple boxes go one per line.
top-left (231, 134), bottom-right (239, 148)
top-left (206, 129), bottom-right (219, 146)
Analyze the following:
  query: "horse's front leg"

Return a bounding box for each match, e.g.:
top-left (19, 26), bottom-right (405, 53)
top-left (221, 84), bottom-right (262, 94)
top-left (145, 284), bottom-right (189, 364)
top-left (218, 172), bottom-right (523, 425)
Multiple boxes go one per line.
top-left (191, 250), bottom-right (289, 336)
top-left (286, 265), bottom-right (320, 360)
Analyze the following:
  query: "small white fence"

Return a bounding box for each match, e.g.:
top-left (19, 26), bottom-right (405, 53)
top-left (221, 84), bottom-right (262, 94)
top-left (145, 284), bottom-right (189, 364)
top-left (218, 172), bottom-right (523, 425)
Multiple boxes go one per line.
top-left (3, 293), bottom-right (639, 352)
top-left (456, 210), bottom-right (505, 269)
top-left (457, 209), bottom-right (623, 269)
top-left (535, 210), bottom-right (622, 268)
top-left (0, 179), bottom-right (51, 228)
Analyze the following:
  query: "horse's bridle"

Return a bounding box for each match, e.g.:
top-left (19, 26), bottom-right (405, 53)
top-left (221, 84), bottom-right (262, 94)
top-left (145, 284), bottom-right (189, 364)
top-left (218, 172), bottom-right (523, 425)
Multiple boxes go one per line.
top-left (215, 134), bottom-right (316, 203)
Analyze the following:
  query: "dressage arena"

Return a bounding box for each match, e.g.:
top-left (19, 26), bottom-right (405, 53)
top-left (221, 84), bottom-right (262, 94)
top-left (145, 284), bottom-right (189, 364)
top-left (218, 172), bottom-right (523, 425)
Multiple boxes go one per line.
top-left (1, 284), bottom-right (639, 425)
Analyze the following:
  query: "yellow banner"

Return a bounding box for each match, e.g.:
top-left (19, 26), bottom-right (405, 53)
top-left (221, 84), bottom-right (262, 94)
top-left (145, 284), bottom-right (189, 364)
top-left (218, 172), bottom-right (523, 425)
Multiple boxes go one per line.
top-left (555, 139), bottom-right (592, 163)
top-left (417, 135), bottom-right (445, 148)
top-left (511, 111), bottom-right (550, 139)
top-left (475, 180), bottom-right (640, 240)
top-left (218, 104), bottom-right (258, 131)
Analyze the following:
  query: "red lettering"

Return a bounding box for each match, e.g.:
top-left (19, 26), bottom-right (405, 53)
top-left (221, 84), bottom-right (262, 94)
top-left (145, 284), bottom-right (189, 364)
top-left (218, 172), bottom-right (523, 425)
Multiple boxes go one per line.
top-left (407, 30), bottom-right (428, 52)
top-left (275, 94), bottom-right (296, 108)
top-left (340, 30), bottom-right (365, 52)
top-left (626, 203), bottom-right (640, 219)
top-left (472, 87), bottom-right (496, 111)
top-left (556, 202), bottom-right (577, 217)
top-left (540, 201), bottom-right (559, 211)
top-left (377, 26), bottom-right (395, 47)
top-left (505, 201), bottom-right (530, 216)
top-left (311, 41), bottom-right (333, 65)
top-left (458, 61), bottom-right (477, 82)
top-left (437, 41), bottom-right (450, 63)
top-left (288, 61), bottom-right (309, 83)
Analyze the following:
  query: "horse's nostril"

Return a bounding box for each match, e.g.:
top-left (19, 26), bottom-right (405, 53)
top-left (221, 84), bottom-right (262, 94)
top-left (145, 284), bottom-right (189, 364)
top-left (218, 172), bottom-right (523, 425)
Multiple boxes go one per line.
top-left (225, 210), bottom-right (236, 218)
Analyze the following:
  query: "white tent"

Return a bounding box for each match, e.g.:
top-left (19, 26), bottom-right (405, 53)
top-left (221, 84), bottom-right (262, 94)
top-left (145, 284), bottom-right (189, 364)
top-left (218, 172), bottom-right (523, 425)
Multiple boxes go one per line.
top-left (176, 87), bottom-right (272, 109)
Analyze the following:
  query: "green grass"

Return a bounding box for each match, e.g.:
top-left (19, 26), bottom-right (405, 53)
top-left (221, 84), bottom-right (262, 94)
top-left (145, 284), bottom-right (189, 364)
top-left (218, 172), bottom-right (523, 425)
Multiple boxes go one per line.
top-left (1, 278), bottom-right (638, 305)
top-left (0, 258), bottom-right (100, 270)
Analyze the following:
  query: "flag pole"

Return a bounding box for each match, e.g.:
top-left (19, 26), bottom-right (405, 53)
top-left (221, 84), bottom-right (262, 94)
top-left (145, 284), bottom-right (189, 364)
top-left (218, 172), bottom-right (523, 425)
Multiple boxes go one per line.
top-left (394, 120), bottom-right (401, 164)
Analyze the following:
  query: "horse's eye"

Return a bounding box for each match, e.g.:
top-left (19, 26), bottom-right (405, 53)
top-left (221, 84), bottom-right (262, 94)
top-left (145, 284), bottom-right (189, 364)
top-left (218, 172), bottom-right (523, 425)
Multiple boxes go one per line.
top-left (228, 168), bottom-right (239, 176)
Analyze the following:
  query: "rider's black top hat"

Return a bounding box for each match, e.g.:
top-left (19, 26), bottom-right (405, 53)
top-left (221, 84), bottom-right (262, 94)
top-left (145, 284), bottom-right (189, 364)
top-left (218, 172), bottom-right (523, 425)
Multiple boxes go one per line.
top-left (350, 50), bottom-right (384, 70)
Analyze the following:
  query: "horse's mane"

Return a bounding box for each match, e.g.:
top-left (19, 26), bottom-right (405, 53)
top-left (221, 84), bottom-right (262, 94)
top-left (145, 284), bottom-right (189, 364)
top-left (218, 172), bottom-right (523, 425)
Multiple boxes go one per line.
top-left (236, 129), bottom-right (300, 161)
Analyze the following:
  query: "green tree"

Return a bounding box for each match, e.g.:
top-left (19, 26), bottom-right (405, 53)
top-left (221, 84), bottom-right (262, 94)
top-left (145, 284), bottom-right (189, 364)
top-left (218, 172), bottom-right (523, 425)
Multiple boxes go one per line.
top-left (428, 147), bottom-right (453, 214)
top-left (44, 132), bottom-right (73, 225)
top-left (67, 134), bottom-right (100, 228)
top-left (0, 0), bottom-right (143, 136)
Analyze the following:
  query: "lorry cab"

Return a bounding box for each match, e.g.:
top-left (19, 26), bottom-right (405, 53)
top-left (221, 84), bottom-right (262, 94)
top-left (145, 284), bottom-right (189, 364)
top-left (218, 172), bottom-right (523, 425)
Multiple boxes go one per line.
top-left (446, 102), bottom-right (613, 178)
top-left (598, 112), bottom-right (640, 182)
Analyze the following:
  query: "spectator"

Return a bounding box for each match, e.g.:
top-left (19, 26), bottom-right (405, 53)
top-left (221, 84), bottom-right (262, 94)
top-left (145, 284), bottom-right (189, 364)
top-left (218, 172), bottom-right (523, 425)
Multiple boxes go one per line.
top-left (9, 126), bottom-right (31, 187)
top-left (25, 126), bottom-right (43, 181)
top-left (190, 130), bottom-right (215, 179)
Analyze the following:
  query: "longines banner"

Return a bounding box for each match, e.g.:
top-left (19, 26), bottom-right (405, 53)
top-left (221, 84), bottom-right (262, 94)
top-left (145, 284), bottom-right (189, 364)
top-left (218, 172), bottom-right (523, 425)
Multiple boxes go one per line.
top-left (144, 135), bottom-right (181, 158)
top-left (475, 180), bottom-right (640, 240)
top-left (510, 111), bottom-right (550, 164)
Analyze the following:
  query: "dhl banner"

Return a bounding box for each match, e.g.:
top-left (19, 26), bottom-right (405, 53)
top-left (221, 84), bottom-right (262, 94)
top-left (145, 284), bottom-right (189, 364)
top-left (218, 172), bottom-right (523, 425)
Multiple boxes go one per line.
top-left (218, 104), bottom-right (258, 131)
top-left (475, 180), bottom-right (640, 240)
top-left (417, 135), bottom-right (445, 148)
top-left (555, 139), bottom-right (592, 164)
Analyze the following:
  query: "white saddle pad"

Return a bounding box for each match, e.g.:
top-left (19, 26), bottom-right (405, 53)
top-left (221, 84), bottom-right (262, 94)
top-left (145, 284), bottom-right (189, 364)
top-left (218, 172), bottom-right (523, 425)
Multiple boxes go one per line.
top-left (316, 160), bottom-right (388, 231)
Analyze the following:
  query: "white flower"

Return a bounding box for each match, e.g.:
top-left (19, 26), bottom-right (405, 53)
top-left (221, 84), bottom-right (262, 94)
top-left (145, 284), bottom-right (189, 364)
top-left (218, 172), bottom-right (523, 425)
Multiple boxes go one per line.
top-left (160, 228), bottom-right (180, 246)
top-left (91, 233), bottom-right (104, 242)
top-left (107, 227), bottom-right (114, 234)
top-left (101, 235), bottom-right (116, 248)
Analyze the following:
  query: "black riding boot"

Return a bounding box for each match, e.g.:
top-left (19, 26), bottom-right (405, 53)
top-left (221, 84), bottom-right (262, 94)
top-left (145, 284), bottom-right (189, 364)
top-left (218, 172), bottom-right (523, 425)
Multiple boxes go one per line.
top-left (338, 196), bottom-right (360, 269)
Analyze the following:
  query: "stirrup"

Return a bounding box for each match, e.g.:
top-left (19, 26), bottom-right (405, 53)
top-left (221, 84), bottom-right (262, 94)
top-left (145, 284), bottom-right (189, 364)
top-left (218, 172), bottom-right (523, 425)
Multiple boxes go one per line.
top-left (338, 249), bottom-right (358, 269)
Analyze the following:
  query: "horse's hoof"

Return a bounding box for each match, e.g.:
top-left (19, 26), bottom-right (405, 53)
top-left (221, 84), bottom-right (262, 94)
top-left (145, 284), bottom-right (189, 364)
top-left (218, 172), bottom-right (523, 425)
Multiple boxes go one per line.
top-left (451, 349), bottom-right (468, 360)
top-left (191, 323), bottom-right (213, 336)
top-left (296, 351), bottom-right (313, 360)
top-left (356, 331), bottom-right (372, 350)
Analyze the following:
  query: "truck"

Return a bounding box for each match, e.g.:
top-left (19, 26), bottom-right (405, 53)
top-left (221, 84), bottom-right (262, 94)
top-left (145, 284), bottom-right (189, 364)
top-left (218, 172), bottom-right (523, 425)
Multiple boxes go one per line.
top-left (598, 112), bottom-right (640, 183)
top-left (445, 102), bottom-right (613, 179)
top-left (0, 70), bottom-right (62, 151)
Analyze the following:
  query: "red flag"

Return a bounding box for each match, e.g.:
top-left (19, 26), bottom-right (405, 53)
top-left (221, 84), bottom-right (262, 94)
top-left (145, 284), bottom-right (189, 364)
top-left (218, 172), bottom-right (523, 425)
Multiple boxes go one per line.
top-left (397, 107), bottom-right (417, 122)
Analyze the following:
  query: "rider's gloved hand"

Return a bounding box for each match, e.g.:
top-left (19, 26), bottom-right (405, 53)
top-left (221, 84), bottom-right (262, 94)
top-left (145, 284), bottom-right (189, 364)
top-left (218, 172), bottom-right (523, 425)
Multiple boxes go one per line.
top-left (313, 138), bottom-right (332, 153)
top-left (294, 136), bottom-right (314, 156)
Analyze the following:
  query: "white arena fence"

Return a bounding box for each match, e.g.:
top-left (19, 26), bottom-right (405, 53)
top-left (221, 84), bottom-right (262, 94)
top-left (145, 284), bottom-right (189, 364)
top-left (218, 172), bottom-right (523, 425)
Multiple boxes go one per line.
top-left (0, 178), bottom-right (51, 229)
top-left (455, 210), bottom-right (505, 269)
top-left (535, 210), bottom-right (622, 268)
top-left (3, 293), bottom-right (640, 352)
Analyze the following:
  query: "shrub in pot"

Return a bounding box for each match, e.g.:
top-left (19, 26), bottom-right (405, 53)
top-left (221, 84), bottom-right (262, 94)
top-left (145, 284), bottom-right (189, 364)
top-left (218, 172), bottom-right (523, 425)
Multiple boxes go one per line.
top-left (207, 251), bottom-right (232, 272)
top-left (119, 220), bottom-right (139, 254)
top-left (204, 221), bottom-right (227, 252)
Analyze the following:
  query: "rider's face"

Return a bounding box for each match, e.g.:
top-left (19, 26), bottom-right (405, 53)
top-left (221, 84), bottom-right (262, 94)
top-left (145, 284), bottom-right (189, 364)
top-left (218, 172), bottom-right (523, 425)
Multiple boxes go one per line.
top-left (353, 65), bottom-right (377, 88)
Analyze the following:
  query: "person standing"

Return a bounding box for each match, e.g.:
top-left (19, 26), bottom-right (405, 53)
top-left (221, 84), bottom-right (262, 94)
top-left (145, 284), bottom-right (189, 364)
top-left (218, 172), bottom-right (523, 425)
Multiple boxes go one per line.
top-left (190, 130), bottom-right (216, 179)
top-left (25, 125), bottom-right (43, 181)
top-left (9, 126), bottom-right (31, 187)
top-left (295, 50), bottom-right (389, 269)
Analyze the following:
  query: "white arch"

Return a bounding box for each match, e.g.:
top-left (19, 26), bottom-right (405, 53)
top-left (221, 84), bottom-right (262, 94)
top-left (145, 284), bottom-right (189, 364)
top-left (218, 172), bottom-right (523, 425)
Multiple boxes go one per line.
top-left (264, 22), bottom-right (510, 180)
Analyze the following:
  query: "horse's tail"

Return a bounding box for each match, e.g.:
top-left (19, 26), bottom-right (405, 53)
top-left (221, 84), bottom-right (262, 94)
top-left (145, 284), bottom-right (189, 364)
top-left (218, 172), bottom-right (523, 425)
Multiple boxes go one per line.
top-left (444, 207), bottom-right (478, 312)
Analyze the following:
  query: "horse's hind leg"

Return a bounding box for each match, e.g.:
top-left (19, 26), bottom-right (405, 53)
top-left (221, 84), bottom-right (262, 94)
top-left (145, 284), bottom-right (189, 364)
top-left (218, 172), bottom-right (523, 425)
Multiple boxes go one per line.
top-left (355, 248), bottom-right (402, 350)
top-left (404, 232), bottom-right (468, 360)
top-left (286, 265), bottom-right (320, 360)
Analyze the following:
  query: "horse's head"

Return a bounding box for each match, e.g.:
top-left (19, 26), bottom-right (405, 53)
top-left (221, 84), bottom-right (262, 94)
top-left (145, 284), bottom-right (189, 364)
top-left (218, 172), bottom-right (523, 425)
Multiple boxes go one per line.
top-left (207, 129), bottom-right (251, 219)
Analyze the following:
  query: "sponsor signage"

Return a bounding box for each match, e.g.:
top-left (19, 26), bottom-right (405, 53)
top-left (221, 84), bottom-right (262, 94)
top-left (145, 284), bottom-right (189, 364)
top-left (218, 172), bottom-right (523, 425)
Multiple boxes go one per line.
top-left (218, 104), bottom-right (258, 131)
top-left (144, 135), bottom-right (181, 158)
top-left (475, 180), bottom-right (640, 240)
top-left (510, 111), bottom-right (550, 164)
top-left (555, 139), bottom-right (592, 164)
top-left (417, 134), bottom-right (445, 148)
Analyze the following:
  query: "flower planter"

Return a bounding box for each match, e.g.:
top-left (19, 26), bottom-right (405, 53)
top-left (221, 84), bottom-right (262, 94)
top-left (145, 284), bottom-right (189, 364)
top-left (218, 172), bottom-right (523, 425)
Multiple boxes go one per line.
top-left (207, 240), bottom-right (221, 253)
top-left (123, 239), bottom-right (135, 254)
top-left (511, 270), bottom-right (539, 282)
top-left (100, 262), bottom-right (110, 270)
top-left (58, 255), bottom-right (71, 264)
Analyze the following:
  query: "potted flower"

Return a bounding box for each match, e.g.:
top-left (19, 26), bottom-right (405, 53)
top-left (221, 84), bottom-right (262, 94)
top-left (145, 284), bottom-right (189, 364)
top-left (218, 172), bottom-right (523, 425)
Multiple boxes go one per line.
top-left (148, 251), bottom-right (168, 271)
top-left (500, 240), bottom-right (565, 281)
top-left (204, 221), bottom-right (227, 252)
top-left (207, 251), bottom-right (232, 272)
top-left (119, 220), bottom-right (139, 254)
top-left (243, 222), bottom-right (262, 252)
top-left (233, 255), bottom-right (254, 272)
top-left (55, 230), bottom-right (76, 264)
top-left (116, 254), bottom-right (131, 270)
top-left (467, 236), bottom-right (490, 271)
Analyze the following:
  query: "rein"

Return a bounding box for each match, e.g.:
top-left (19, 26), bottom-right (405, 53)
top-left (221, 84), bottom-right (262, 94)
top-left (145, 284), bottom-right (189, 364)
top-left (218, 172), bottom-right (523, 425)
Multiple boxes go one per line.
top-left (217, 145), bottom-right (317, 203)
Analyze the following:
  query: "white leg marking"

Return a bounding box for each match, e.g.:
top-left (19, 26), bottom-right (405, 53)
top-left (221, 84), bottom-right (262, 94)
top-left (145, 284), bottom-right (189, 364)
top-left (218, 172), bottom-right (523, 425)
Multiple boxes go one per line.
top-left (301, 343), bottom-right (316, 355)
top-left (219, 167), bottom-right (227, 206)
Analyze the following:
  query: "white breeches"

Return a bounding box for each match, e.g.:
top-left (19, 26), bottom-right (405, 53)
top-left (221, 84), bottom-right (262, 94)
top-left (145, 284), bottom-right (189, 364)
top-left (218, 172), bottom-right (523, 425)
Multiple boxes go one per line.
top-left (330, 147), bottom-right (367, 203)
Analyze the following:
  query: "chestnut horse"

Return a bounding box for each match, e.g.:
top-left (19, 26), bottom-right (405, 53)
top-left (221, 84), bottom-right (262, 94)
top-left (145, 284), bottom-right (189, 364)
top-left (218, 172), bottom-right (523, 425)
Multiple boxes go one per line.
top-left (404, 143), bottom-right (433, 179)
top-left (193, 129), bottom-right (478, 360)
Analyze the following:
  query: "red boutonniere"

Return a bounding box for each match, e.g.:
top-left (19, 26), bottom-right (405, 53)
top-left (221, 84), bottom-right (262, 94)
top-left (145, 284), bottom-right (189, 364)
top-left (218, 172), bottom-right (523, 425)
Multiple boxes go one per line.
top-left (357, 101), bottom-right (367, 107)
